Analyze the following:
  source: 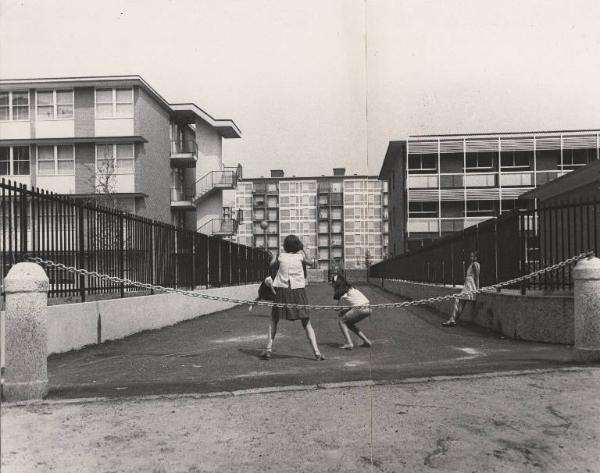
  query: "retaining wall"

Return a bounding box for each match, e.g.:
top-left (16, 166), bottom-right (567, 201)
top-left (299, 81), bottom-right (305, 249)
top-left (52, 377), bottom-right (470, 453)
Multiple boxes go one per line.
top-left (1, 283), bottom-right (259, 362)
top-left (372, 279), bottom-right (574, 344)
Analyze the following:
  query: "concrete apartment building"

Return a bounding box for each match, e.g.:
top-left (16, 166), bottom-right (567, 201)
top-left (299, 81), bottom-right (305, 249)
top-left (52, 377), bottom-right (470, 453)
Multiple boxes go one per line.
top-left (227, 169), bottom-right (389, 270)
top-left (0, 75), bottom-right (241, 236)
top-left (380, 129), bottom-right (600, 256)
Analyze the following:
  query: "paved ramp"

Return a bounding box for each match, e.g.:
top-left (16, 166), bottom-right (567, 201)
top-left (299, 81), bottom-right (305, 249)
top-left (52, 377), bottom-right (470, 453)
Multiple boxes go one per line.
top-left (47, 283), bottom-right (575, 399)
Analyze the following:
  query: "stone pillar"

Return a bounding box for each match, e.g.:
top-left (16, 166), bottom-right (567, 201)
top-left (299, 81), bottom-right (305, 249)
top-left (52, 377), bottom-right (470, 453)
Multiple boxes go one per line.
top-left (573, 256), bottom-right (600, 362)
top-left (2, 263), bottom-right (49, 401)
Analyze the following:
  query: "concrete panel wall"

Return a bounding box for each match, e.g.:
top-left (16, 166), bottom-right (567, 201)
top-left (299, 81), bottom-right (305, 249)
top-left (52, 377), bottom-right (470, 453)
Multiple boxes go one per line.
top-left (134, 86), bottom-right (172, 224)
top-left (74, 88), bottom-right (95, 137)
top-left (75, 143), bottom-right (95, 193)
top-left (1, 283), bottom-right (259, 362)
top-left (371, 278), bottom-right (574, 344)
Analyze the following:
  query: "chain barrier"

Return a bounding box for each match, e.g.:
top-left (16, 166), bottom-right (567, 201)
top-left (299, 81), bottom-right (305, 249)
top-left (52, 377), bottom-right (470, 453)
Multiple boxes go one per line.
top-left (26, 252), bottom-right (593, 311)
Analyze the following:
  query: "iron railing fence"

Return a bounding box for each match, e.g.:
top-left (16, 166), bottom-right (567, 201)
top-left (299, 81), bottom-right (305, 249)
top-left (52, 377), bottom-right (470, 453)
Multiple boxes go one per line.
top-left (0, 179), bottom-right (270, 301)
top-left (370, 198), bottom-right (599, 292)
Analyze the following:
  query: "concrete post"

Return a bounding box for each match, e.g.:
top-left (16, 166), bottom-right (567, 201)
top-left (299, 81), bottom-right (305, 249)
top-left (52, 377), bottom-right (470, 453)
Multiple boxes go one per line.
top-left (2, 262), bottom-right (49, 401)
top-left (573, 256), bottom-right (600, 362)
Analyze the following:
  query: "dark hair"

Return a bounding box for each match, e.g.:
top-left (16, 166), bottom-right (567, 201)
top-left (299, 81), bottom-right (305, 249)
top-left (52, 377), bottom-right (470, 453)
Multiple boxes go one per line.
top-left (283, 234), bottom-right (303, 253)
top-left (470, 251), bottom-right (478, 260)
top-left (332, 275), bottom-right (352, 300)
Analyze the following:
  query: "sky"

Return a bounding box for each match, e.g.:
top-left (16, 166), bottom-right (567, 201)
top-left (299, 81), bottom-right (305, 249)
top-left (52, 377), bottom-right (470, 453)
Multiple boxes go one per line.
top-left (1, 0), bottom-right (600, 178)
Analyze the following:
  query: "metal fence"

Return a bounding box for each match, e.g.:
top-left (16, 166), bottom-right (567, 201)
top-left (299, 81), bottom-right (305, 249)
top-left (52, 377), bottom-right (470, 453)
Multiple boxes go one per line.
top-left (370, 198), bottom-right (599, 292)
top-left (0, 179), bottom-right (270, 300)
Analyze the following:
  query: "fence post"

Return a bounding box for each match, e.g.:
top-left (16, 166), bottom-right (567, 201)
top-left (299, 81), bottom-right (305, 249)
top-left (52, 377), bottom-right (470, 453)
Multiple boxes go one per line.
top-left (573, 256), bottom-right (600, 361)
top-left (119, 211), bottom-right (124, 298)
top-left (2, 262), bottom-right (49, 401)
top-left (78, 205), bottom-right (86, 302)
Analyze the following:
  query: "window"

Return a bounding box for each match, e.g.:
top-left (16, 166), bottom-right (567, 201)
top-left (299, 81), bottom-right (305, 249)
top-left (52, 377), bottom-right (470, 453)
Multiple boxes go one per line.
top-left (95, 88), bottom-right (133, 118)
top-left (408, 202), bottom-right (437, 217)
top-left (0, 146), bottom-right (30, 175)
top-left (254, 209), bottom-right (265, 220)
top-left (501, 199), bottom-right (530, 213)
top-left (267, 183), bottom-right (278, 193)
top-left (95, 144), bottom-right (134, 174)
top-left (319, 209), bottom-right (328, 219)
top-left (267, 196), bottom-right (278, 207)
top-left (331, 208), bottom-right (342, 220)
top-left (36, 90), bottom-right (74, 120)
top-left (255, 236), bottom-right (265, 247)
top-left (319, 222), bottom-right (329, 233)
top-left (37, 145), bottom-right (75, 176)
top-left (331, 182), bottom-right (342, 193)
top-left (267, 209), bottom-right (277, 221)
top-left (318, 235), bottom-right (329, 246)
top-left (466, 200), bottom-right (497, 217)
top-left (331, 221), bottom-right (342, 233)
top-left (562, 149), bottom-right (594, 170)
top-left (500, 151), bottom-right (531, 169)
top-left (318, 195), bottom-right (328, 205)
top-left (465, 152), bottom-right (495, 171)
top-left (0, 91), bottom-right (29, 121)
top-left (408, 154), bottom-right (437, 174)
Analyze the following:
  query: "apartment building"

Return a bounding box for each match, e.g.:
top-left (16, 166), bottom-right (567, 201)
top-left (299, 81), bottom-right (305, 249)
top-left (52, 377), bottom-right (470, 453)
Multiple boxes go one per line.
top-left (380, 129), bottom-right (600, 256)
top-left (229, 168), bottom-right (389, 270)
top-left (0, 75), bottom-right (241, 236)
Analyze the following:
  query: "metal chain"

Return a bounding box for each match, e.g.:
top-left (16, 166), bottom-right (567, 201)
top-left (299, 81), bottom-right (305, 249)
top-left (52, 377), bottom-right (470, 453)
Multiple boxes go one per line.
top-left (26, 251), bottom-right (593, 311)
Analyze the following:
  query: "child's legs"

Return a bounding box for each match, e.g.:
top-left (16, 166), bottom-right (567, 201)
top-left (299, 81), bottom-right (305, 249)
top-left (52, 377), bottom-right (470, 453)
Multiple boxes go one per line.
top-left (301, 318), bottom-right (320, 354)
top-left (450, 299), bottom-right (466, 321)
top-left (338, 318), bottom-right (354, 346)
top-left (266, 313), bottom-right (279, 350)
top-left (347, 322), bottom-right (372, 346)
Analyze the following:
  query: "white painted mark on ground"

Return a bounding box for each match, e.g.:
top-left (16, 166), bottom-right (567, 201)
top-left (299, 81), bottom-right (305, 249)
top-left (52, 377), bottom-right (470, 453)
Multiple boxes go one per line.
top-left (455, 347), bottom-right (483, 356)
top-left (211, 334), bottom-right (280, 344)
top-left (344, 361), bottom-right (368, 367)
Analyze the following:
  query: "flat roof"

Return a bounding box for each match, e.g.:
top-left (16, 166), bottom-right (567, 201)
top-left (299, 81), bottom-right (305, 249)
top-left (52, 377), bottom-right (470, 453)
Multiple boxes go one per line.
top-left (0, 75), bottom-right (241, 139)
top-left (240, 174), bottom-right (379, 182)
top-left (410, 129), bottom-right (600, 140)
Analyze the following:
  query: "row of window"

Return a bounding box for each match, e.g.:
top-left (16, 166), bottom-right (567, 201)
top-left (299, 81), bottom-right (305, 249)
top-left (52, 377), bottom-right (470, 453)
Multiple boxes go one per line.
top-left (0, 144), bottom-right (135, 177)
top-left (0, 88), bottom-right (133, 121)
top-left (408, 199), bottom-right (528, 218)
top-left (408, 149), bottom-right (596, 174)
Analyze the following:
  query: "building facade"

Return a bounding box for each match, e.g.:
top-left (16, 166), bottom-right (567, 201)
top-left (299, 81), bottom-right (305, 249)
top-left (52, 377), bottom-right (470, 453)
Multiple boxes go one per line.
top-left (0, 75), bottom-right (242, 236)
top-left (380, 129), bottom-right (600, 256)
top-left (229, 169), bottom-right (389, 270)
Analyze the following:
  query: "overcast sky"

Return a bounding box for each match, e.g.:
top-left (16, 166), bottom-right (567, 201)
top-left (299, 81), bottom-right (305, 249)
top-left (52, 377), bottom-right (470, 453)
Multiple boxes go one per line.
top-left (2, 0), bottom-right (600, 178)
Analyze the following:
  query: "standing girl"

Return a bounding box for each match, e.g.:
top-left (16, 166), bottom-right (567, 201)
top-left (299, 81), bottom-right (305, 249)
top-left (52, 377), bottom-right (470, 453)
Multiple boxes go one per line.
top-left (442, 251), bottom-right (480, 326)
top-left (262, 235), bottom-right (325, 360)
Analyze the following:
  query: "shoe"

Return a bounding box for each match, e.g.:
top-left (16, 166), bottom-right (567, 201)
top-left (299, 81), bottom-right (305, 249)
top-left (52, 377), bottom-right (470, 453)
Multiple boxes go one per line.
top-left (261, 349), bottom-right (272, 360)
top-left (314, 352), bottom-right (325, 361)
top-left (340, 344), bottom-right (354, 350)
top-left (248, 304), bottom-right (254, 313)
top-left (441, 320), bottom-right (456, 327)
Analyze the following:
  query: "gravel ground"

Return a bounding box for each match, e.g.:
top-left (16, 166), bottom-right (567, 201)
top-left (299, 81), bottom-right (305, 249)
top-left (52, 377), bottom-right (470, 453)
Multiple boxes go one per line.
top-left (2, 367), bottom-right (599, 473)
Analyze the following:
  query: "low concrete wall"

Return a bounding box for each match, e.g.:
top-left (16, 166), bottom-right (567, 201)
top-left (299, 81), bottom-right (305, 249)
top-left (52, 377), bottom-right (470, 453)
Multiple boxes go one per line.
top-left (1, 284), bottom-right (259, 361)
top-left (372, 279), bottom-right (574, 344)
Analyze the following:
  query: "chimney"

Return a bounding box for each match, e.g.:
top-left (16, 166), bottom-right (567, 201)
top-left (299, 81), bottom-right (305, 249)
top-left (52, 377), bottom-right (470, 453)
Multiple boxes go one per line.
top-left (271, 169), bottom-right (284, 178)
top-left (333, 168), bottom-right (346, 176)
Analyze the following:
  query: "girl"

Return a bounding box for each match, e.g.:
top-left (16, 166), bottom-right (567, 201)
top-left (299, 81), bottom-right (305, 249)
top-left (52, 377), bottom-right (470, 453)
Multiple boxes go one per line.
top-left (262, 235), bottom-right (325, 360)
top-left (442, 251), bottom-right (480, 327)
top-left (333, 275), bottom-right (372, 350)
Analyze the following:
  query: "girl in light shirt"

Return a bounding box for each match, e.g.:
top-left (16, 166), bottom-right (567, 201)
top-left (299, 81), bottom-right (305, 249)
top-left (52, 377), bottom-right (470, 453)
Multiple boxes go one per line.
top-left (332, 275), bottom-right (372, 350)
top-left (262, 234), bottom-right (325, 361)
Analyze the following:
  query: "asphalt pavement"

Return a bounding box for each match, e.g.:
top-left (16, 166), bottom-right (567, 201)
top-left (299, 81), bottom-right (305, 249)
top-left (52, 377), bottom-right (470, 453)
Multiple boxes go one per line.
top-left (47, 283), bottom-right (578, 399)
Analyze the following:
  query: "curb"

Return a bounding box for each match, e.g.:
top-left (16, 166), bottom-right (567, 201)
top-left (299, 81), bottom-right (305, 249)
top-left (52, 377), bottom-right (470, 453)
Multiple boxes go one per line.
top-left (2, 365), bottom-right (597, 408)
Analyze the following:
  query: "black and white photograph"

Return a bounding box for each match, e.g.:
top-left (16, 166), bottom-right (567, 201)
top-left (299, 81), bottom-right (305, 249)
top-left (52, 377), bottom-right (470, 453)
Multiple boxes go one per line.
top-left (1, 0), bottom-right (599, 471)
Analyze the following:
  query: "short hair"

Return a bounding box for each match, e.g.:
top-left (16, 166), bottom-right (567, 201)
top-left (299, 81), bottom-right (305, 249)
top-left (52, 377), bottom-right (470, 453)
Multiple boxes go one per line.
top-left (333, 274), bottom-right (352, 300)
top-left (283, 234), bottom-right (303, 253)
top-left (470, 250), bottom-right (478, 260)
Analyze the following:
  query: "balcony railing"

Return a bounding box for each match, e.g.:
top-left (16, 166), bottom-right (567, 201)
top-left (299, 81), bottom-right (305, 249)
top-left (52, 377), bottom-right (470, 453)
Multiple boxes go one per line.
top-left (407, 216), bottom-right (496, 234)
top-left (194, 169), bottom-right (238, 202)
top-left (170, 186), bottom-right (196, 208)
top-left (170, 140), bottom-right (198, 167)
top-left (198, 217), bottom-right (240, 237)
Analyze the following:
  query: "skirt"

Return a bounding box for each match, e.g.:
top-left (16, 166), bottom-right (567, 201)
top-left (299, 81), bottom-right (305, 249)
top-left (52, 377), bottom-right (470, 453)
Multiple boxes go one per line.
top-left (272, 287), bottom-right (310, 321)
top-left (458, 276), bottom-right (477, 301)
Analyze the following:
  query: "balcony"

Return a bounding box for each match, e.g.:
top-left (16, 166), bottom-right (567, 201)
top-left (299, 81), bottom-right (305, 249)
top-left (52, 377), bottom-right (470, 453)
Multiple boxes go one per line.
top-left (194, 169), bottom-right (238, 203)
top-left (170, 140), bottom-right (198, 167)
top-left (170, 186), bottom-right (195, 210)
top-left (198, 215), bottom-right (242, 238)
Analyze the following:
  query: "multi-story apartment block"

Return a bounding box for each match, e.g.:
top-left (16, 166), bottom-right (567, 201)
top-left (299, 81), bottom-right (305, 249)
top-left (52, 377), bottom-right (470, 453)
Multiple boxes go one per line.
top-left (380, 129), bottom-right (600, 256)
top-left (228, 168), bottom-right (389, 270)
top-left (0, 75), bottom-right (242, 236)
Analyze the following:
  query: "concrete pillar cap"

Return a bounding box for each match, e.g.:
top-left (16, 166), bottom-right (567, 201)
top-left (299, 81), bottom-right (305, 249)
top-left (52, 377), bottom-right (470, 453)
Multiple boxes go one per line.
top-left (573, 256), bottom-right (600, 281)
top-left (4, 262), bottom-right (49, 294)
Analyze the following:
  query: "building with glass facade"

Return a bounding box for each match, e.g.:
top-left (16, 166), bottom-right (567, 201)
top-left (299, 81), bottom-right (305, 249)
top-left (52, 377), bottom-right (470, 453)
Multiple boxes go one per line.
top-left (380, 129), bottom-right (600, 256)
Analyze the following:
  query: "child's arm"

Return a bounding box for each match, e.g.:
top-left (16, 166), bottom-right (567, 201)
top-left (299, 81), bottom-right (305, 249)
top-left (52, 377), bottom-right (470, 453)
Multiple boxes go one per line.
top-left (300, 250), bottom-right (313, 267)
